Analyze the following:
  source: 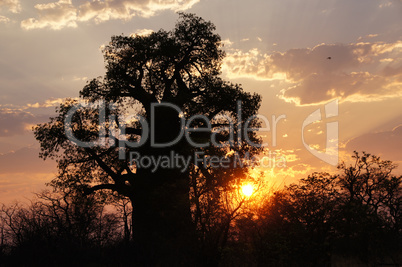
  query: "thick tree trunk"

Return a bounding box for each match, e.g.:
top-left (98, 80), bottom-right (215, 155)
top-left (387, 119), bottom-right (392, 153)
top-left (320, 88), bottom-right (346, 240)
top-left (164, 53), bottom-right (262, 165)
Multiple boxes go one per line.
top-left (131, 168), bottom-right (197, 265)
top-left (130, 105), bottom-right (198, 265)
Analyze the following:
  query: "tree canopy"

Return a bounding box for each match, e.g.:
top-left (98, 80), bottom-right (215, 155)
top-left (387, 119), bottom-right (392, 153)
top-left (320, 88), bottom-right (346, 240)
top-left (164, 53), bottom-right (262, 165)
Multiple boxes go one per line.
top-left (34, 13), bottom-right (262, 265)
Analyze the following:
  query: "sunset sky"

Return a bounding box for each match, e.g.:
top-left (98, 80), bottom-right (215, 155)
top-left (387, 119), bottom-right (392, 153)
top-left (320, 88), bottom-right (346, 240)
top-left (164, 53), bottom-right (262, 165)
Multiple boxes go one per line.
top-left (0, 0), bottom-right (401, 204)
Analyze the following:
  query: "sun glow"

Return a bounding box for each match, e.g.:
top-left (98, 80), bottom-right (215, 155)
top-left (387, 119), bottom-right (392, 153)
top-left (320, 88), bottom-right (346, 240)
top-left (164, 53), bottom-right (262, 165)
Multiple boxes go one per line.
top-left (241, 184), bottom-right (254, 197)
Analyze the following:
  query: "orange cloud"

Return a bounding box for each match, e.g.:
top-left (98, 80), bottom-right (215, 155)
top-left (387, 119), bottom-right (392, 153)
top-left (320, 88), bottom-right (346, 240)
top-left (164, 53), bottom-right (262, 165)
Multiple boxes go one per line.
top-left (26, 97), bottom-right (67, 108)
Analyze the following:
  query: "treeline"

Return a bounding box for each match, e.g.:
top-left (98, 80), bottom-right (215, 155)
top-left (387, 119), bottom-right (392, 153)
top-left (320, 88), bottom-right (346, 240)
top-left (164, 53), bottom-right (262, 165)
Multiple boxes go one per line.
top-left (230, 152), bottom-right (402, 266)
top-left (1, 152), bottom-right (401, 266)
top-left (0, 191), bottom-right (133, 266)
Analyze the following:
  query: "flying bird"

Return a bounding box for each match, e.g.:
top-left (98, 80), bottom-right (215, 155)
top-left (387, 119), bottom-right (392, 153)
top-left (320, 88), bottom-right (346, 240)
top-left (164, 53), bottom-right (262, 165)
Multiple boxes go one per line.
top-left (327, 57), bottom-right (332, 60)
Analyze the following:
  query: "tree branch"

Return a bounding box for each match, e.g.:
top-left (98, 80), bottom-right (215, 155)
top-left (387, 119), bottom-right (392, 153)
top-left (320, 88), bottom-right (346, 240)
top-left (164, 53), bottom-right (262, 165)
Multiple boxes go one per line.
top-left (84, 147), bottom-right (119, 181)
top-left (83, 184), bottom-right (119, 195)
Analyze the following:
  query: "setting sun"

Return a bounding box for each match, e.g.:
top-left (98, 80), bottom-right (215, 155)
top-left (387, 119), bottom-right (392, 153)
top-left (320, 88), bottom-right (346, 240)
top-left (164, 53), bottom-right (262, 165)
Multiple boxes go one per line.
top-left (241, 184), bottom-right (254, 197)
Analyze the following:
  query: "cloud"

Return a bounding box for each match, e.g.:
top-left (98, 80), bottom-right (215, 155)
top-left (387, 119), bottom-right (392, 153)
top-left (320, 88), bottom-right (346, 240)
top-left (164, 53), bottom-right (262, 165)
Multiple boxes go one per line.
top-left (221, 39), bottom-right (233, 48)
top-left (0, 146), bottom-right (56, 174)
top-left (0, 98), bottom-right (70, 111)
top-left (0, 100), bottom-right (62, 137)
top-left (130, 28), bottom-right (154, 37)
top-left (21, 0), bottom-right (199, 30)
top-left (21, 0), bottom-right (77, 30)
top-left (358, 33), bottom-right (378, 41)
top-left (279, 71), bottom-right (402, 106)
top-left (0, 109), bottom-right (37, 137)
top-left (79, 0), bottom-right (199, 22)
top-left (26, 97), bottom-right (66, 109)
top-left (81, 0), bottom-right (200, 22)
top-left (223, 41), bottom-right (402, 105)
top-left (379, 0), bottom-right (393, 8)
top-left (0, 97), bottom-right (78, 137)
top-left (0, 97), bottom-right (75, 137)
top-left (0, 0), bottom-right (21, 13)
top-left (0, 14), bottom-right (10, 23)
top-left (345, 125), bottom-right (402, 162)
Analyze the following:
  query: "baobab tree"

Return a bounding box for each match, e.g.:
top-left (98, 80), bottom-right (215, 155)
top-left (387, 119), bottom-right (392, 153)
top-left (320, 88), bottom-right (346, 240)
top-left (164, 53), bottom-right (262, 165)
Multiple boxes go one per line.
top-left (34, 13), bottom-right (262, 264)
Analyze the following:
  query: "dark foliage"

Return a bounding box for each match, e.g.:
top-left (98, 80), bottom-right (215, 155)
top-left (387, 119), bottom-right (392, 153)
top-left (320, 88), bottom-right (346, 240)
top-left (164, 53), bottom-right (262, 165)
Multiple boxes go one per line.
top-left (0, 190), bottom-right (132, 266)
top-left (5, 12), bottom-right (399, 267)
top-left (1, 152), bottom-right (401, 266)
top-left (233, 152), bottom-right (402, 266)
top-left (32, 13), bottom-right (262, 265)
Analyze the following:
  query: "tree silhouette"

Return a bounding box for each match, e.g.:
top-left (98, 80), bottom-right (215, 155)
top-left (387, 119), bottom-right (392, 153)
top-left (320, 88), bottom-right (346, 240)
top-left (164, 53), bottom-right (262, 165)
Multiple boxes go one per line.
top-left (2, 150), bottom-right (400, 265)
top-left (0, 190), bottom-right (123, 266)
top-left (333, 152), bottom-right (402, 264)
top-left (34, 13), bottom-right (262, 264)
top-left (236, 152), bottom-right (402, 266)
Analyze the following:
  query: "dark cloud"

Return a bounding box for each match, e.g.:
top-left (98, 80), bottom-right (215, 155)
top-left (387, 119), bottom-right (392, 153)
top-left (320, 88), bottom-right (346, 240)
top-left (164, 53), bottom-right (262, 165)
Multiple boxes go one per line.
top-left (224, 41), bottom-right (402, 105)
top-left (346, 125), bottom-right (402, 162)
top-left (280, 72), bottom-right (389, 105)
